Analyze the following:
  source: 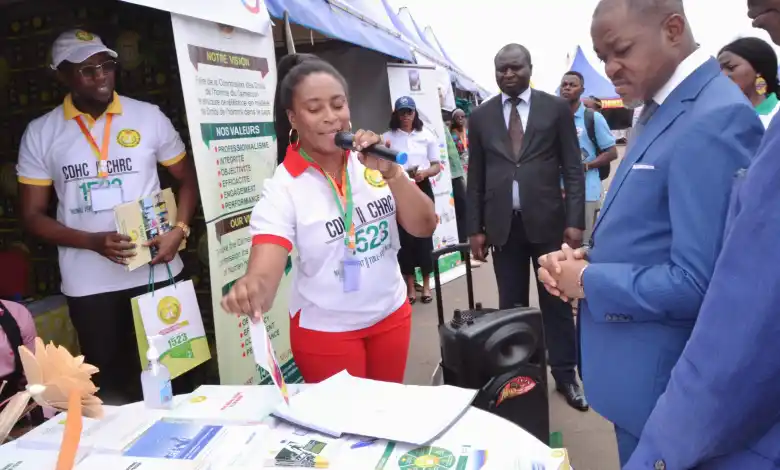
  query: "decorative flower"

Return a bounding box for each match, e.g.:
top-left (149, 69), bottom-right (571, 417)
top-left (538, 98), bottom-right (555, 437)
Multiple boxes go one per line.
top-left (0, 337), bottom-right (103, 443)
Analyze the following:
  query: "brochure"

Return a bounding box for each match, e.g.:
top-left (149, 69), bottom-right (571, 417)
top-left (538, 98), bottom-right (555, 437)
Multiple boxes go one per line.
top-left (114, 188), bottom-right (185, 271)
top-left (373, 442), bottom-right (488, 470)
top-left (122, 419), bottom-right (271, 468)
top-left (169, 385), bottom-right (282, 425)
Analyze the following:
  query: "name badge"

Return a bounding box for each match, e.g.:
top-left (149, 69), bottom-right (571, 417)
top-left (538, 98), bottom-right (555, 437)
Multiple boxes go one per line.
top-left (90, 185), bottom-right (124, 212)
top-left (342, 247), bottom-right (361, 293)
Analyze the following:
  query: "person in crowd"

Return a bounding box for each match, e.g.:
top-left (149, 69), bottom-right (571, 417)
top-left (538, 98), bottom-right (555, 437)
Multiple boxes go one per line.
top-left (718, 36), bottom-right (780, 127)
top-left (449, 108), bottom-right (482, 266)
top-left (221, 55), bottom-right (437, 384)
top-left (444, 124), bottom-right (468, 247)
top-left (0, 299), bottom-right (43, 429)
top-left (582, 96), bottom-right (603, 111)
top-left (383, 97), bottom-right (441, 305)
top-left (450, 108), bottom-right (469, 170)
top-left (0, 300), bottom-right (36, 403)
top-left (16, 30), bottom-right (199, 404)
top-left (559, 70), bottom-right (617, 243)
top-left (466, 43), bottom-right (587, 412)
top-left (536, 0), bottom-right (764, 464)
top-left (621, 0), bottom-right (780, 467)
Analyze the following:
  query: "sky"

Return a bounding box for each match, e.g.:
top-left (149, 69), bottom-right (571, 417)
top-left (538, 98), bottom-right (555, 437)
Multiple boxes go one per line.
top-left (387, 0), bottom-right (780, 95)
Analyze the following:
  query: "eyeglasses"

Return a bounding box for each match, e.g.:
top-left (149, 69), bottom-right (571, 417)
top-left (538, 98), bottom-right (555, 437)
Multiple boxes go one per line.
top-left (77, 60), bottom-right (118, 80)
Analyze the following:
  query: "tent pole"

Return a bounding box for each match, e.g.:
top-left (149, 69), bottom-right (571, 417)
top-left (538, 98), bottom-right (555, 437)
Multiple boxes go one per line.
top-left (283, 11), bottom-right (296, 54)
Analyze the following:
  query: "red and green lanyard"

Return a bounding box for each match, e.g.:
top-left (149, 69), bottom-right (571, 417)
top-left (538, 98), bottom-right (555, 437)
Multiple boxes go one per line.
top-left (299, 150), bottom-right (356, 254)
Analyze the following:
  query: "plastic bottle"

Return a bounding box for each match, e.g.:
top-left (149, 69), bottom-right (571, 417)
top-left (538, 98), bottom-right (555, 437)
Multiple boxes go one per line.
top-left (140, 335), bottom-right (173, 410)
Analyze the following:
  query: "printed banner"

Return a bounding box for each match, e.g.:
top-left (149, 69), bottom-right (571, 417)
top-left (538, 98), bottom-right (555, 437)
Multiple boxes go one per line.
top-left (386, 64), bottom-right (463, 282)
top-left (171, 14), bottom-right (301, 386)
top-left (120, 0), bottom-right (272, 34)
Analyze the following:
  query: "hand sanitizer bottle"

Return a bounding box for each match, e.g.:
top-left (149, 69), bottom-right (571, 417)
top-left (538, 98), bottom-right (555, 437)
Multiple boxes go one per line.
top-left (141, 335), bottom-right (173, 410)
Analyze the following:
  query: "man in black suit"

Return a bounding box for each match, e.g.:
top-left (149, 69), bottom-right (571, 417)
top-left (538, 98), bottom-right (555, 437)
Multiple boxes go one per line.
top-left (466, 43), bottom-right (587, 411)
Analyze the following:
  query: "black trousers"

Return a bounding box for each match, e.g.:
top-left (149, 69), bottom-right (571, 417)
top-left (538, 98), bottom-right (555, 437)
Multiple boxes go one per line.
top-left (398, 178), bottom-right (435, 277)
top-left (452, 176), bottom-right (468, 243)
top-left (491, 211), bottom-right (578, 385)
top-left (66, 275), bottom-right (198, 405)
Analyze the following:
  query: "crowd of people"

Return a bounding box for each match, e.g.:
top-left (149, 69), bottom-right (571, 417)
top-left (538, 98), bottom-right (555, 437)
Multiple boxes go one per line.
top-left (4, 0), bottom-right (780, 467)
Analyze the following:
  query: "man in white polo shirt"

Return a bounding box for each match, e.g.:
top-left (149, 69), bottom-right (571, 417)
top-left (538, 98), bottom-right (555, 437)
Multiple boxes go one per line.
top-left (16, 30), bottom-right (199, 404)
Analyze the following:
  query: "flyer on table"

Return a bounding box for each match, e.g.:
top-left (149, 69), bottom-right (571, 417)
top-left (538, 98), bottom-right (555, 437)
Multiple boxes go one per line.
top-left (171, 12), bottom-right (301, 386)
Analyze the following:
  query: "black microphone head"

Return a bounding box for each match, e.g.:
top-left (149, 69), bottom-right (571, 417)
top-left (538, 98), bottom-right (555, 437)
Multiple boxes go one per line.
top-left (334, 131), bottom-right (354, 150)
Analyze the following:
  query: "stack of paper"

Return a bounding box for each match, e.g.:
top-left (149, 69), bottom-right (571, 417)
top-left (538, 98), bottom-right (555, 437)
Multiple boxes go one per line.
top-left (15, 406), bottom-right (160, 456)
top-left (273, 371), bottom-right (477, 445)
top-left (76, 454), bottom-right (201, 470)
top-left (168, 385), bottom-right (283, 425)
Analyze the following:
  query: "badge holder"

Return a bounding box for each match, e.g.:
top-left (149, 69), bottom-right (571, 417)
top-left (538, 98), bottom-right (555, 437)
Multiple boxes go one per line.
top-left (90, 177), bottom-right (124, 212)
top-left (342, 246), bottom-right (361, 293)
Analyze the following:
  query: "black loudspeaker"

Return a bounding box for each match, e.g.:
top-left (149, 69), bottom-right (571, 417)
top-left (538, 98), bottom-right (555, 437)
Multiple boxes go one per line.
top-left (432, 244), bottom-right (550, 444)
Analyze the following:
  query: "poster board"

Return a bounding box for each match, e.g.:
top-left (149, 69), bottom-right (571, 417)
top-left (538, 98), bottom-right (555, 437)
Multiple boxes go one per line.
top-left (386, 64), bottom-right (464, 284)
top-left (120, 0), bottom-right (272, 35)
top-left (171, 13), bottom-right (301, 385)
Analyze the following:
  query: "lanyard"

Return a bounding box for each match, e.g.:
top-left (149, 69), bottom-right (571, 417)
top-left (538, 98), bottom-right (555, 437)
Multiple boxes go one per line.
top-left (75, 114), bottom-right (113, 178)
top-left (299, 149), bottom-right (355, 251)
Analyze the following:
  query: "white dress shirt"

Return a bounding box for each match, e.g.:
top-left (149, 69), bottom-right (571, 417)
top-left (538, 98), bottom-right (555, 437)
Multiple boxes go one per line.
top-left (382, 127), bottom-right (439, 172)
top-left (502, 87), bottom-right (532, 209)
top-left (653, 48), bottom-right (711, 105)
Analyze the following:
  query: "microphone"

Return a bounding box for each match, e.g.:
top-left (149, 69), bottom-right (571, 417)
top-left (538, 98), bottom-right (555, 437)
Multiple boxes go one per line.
top-left (334, 132), bottom-right (408, 166)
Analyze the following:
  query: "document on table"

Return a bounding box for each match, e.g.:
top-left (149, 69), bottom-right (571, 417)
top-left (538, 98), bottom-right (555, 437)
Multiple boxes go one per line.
top-left (272, 370), bottom-right (477, 445)
top-left (0, 444), bottom-right (59, 469)
top-left (122, 419), bottom-right (271, 468)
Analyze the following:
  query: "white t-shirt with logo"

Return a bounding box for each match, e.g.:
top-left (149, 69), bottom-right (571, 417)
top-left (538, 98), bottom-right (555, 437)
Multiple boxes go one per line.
top-left (249, 148), bottom-right (406, 333)
top-left (17, 94), bottom-right (185, 297)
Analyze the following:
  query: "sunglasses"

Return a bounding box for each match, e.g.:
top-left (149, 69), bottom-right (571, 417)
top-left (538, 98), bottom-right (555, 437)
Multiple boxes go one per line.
top-left (77, 59), bottom-right (118, 79)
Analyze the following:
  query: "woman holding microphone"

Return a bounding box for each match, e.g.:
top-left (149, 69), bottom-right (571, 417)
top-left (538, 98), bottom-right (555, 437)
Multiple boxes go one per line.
top-left (221, 54), bottom-right (437, 384)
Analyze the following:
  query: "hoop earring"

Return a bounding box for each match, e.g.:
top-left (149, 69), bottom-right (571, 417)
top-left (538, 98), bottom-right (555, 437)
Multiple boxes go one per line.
top-left (346, 121), bottom-right (353, 133)
top-left (289, 128), bottom-right (301, 150)
top-left (756, 75), bottom-right (768, 96)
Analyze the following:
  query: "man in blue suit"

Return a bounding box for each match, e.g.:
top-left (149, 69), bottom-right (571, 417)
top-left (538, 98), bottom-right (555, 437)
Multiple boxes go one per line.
top-left (536, 0), bottom-right (764, 465)
top-left (621, 0), bottom-right (780, 468)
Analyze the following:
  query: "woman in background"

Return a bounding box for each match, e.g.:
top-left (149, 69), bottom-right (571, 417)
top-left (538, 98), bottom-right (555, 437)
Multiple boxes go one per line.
top-left (718, 37), bottom-right (780, 127)
top-left (384, 97), bottom-right (441, 304)
top-left (445, 126), bottom-right (467, 246)
top-left (449, 109), bottom-right (469, 173)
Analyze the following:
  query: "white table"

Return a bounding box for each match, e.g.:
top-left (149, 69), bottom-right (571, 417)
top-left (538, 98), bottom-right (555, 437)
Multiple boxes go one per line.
top-left (120, 385), bottom-right (564, 468)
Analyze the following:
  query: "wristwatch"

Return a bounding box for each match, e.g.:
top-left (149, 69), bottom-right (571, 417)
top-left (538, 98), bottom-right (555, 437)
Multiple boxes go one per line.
top-left (175, 222), bottom-right (191, 238)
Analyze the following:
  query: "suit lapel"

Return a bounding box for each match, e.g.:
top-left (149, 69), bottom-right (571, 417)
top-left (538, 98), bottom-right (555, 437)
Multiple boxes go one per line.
top-left (593, 58), bottom-right (721, 234)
